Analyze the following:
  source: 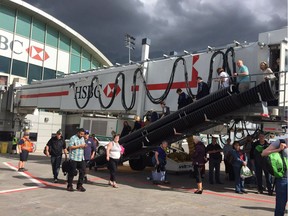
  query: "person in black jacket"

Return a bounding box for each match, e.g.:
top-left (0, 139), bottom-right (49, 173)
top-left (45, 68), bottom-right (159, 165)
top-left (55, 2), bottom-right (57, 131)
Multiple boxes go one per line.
top-left (196, 77), bottom-right (210, 100)
top-left (176, 88), bottom-right (190, 109)
top-left (250, 132), bottom-right (272, 195)
top-left (45, 130), bottom-right (68, 183)
top-left (120, 121), bottom-right (131, 138)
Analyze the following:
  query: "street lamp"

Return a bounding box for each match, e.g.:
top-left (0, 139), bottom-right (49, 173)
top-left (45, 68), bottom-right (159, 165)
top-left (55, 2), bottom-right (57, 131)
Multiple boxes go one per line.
top-left (125, 33), bottom-right (135, 63)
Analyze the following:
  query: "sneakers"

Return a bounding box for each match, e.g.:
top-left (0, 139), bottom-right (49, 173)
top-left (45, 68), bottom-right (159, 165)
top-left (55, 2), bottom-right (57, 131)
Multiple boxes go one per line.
top-left (54, 178), bottom-right (58, 183)
top-left (241, 190), bottom-right (248, 194)
top-left (76, 185), bottom-right (86, 192)
top-left (17, 168), bottom-right (27, 172)
top-left (235, 191), bottom-right (243, 194)
top-left (67, 186), bottom-right (74, 192)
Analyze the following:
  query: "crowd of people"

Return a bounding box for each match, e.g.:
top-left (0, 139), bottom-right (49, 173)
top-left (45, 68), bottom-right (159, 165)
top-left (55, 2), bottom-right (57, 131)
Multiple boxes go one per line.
top-left (14, 58), bottom-right (285, 215)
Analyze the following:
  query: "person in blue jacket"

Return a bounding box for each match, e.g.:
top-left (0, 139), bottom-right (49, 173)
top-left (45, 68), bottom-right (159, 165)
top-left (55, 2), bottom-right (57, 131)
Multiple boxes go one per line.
top-left (231, 141), bottom-right (248, 194)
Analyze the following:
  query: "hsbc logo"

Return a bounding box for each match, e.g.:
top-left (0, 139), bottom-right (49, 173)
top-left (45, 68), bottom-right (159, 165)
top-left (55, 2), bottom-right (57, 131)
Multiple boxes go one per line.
top-left (103, 83), bottom-right (121, 97)
top-left (26, 46), bottom-right (49, 61)
top-left (0, 34), bottom-right (49, 62)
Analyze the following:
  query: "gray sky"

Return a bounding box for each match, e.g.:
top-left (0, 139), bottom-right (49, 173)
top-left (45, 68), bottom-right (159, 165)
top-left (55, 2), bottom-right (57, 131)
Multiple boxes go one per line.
top-left (24, 0), bottom-right (287, 64)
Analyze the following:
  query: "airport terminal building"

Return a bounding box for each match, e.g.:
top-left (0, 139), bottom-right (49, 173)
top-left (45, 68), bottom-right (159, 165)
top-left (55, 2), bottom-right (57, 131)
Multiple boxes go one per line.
top-left (0, 0), bottom-right (112, 146)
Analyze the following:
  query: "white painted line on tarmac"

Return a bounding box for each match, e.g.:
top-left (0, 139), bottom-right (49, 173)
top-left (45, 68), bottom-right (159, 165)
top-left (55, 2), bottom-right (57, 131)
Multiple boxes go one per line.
top-left (0, 162), bottom-right (45, 194)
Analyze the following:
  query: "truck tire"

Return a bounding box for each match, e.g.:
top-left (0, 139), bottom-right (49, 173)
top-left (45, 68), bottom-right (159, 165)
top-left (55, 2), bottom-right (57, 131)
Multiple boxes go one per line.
top-left (97, 146), bottom-right (106, 156)
top-left (129, 156), bottom-right (146, 170)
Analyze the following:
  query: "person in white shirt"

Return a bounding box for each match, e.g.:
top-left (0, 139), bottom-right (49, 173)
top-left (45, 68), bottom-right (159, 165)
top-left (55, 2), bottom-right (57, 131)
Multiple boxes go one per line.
top-left (260, 61), bottom-right (276, 81)
top-left (216, 68), bottom-right (230, 89)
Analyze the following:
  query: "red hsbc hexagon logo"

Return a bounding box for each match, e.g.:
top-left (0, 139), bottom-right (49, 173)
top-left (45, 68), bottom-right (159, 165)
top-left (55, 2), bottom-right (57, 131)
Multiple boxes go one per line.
top-left (103, 83), bottom-right (121, 97)
top-left (26, 46), bottom-right (50, 61)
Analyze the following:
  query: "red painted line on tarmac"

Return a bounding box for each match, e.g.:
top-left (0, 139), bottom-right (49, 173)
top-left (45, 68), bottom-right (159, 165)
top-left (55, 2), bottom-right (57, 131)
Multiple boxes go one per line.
top-left (0, 187), bottom-right (40, 195)
top-left (114, 175), bottom-right (275, 205)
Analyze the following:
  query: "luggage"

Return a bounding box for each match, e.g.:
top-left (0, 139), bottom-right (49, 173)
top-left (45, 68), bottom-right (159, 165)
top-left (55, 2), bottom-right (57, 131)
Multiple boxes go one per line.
top-left (151, 170), bottom-right (166, 182)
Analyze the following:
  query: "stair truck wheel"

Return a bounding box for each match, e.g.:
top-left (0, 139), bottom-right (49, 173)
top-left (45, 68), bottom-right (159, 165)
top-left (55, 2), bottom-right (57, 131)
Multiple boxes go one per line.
top-left (129, 155), bottom-right (146, 171)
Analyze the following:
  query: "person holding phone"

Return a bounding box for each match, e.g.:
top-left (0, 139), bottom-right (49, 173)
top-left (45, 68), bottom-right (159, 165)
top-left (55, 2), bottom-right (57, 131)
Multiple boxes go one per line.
top-left (67, 128), bottom-right (87, 192)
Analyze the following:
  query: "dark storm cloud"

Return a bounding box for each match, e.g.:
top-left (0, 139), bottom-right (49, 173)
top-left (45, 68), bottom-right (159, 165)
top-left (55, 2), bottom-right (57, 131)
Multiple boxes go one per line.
top-left (23, 0), bottom-right (287, 63)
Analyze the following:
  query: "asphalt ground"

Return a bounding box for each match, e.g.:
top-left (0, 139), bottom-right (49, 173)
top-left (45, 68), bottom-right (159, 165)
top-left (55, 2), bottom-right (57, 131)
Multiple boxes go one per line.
top-left (0, 152), bottom-right (283, 216)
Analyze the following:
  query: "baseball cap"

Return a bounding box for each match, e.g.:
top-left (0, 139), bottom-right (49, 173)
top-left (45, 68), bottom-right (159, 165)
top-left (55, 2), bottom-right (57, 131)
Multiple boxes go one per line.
top-left (56, 129), bottom-right (62, 134)
top-left (85, 130), bottom-right (90, 135)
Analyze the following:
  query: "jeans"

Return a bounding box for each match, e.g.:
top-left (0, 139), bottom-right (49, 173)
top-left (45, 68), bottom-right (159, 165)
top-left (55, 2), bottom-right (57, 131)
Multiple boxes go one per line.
top-left (67, 160), bottom-right (85, 187)
top-left (209, 160), bottom-right (221, 183)
top-left (255, 162), bottom-right (272, 192)
top-left (108, 158), bottom-right (119, 182)
top-left (51, 156), bottom-right (62, 179)
top-left (233, 166), bottom-right (245, 192)
top-left (274, 177), bottom-right (287, 216)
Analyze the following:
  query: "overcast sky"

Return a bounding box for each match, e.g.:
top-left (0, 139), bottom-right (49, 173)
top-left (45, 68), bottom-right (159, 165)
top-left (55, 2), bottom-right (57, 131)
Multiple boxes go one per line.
top-left (24, 0), bottom-right (287, 64)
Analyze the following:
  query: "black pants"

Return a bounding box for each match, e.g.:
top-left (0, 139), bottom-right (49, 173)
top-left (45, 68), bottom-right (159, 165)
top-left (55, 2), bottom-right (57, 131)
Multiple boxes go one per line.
top-left (51, 155), bottom-right (62, 179)
top-left (224, 159), bottom-right (235, 181)
top-left (209, 160), bottom-right (221, 184)
top-left (67, 160), bottom-right (85, 187)
top-left (194, 164), bottom-right (203, 183)
top-left (108, 158), bottom-right (119, 182)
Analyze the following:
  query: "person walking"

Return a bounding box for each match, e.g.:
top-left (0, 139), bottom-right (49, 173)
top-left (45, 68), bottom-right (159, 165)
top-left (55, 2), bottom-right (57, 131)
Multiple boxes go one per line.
top-left (192, 136), bottom-right (206, 194)
top-left (83, 130), bottom-right (96, 183)
top-left (262, 135), bottom-right (287, 216)
top-left (106, 134), bottom-right (122, 188)
top-left (160, 101), bottom-right (170, 118)
top-left (234, 60), bottom-right (250, 92)
top-left (206, 137), bottom-right (223, 184)
top-left (231, 141), bottom-right (248, 194)
top-left (45, 129), bottom-right (68, 183)
top-left (176, 88), bottom-right (191, 109)
top-left (196, 77), bottom-right (210, 100)
top-left (152, 140), bottom-right (169, 183)
top-left (67, 128), bottom-right (87, 192)
top-left (216, 68), bottom-right (230, 89)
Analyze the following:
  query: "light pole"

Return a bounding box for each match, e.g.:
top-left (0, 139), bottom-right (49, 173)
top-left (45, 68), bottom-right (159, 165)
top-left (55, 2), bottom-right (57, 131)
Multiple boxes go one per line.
top-left (125, 33), bottom-right (135, 63)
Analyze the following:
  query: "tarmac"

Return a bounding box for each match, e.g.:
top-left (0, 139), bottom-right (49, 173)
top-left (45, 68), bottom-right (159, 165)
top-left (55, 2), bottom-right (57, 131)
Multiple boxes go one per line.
top-left (0, 152), bottom-right (283, 216)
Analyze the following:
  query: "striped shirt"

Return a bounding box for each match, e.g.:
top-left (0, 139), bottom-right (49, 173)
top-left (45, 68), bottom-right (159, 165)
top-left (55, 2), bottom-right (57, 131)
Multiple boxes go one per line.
top-left (69, 135), bottom-right (85, 161)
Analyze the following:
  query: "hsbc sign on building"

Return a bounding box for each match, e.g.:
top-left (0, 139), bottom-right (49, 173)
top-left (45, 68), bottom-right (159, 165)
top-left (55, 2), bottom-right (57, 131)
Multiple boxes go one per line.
top-left (0, 29), bottom-right (69, 73)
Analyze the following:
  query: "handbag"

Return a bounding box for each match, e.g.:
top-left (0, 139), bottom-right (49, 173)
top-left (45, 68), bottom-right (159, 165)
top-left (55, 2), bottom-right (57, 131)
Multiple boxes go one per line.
top-left (152, 170), bottom-right (166, 182)
top-left (240, 166), bottom-right (253, 178)
top-left (120, 145), bottom-right (125, 155)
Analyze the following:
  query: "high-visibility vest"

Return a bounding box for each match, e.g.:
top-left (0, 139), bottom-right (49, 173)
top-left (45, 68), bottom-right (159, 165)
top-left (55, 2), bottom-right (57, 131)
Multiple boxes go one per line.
top-left (12, 137), bottom-right (18, 146)
top-left (20, 138), bottom-right (34, 152)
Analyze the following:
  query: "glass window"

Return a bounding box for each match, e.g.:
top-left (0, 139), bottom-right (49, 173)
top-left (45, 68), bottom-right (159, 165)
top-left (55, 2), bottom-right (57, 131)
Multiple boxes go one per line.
top-left (43, 68), bottom-right (56, 80)
top-left (82, 57), bottom-right (91, 71)
top-left (46, 26), bottom-right (58, 48)
top-left (0, 6), bottom-right (15, 32)
top-left (91, 58), bottom-right (100, 69)
top-left (32, 19), bottom-right (45, 43)
top-left (59, 33), bottom-right (70, 51)
top-left (70, 54), bottom-right (80, 72)
top-left (28, 64), bottom-right (42, 84)
top-left (72, 41), bottom-right (81, 56)
top-left (0, 56), bottom-right (11, 74)
top-left (56, 71), bottom-right (65, 78)
top-left (12, 59), bottom-right (27, 77)
top-left (16, 12), bottom-right (31, 37)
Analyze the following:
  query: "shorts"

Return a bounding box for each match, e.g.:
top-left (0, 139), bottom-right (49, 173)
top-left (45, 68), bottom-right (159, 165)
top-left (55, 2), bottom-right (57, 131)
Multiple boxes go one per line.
top-left (20, 150), bottom-right (29, 161)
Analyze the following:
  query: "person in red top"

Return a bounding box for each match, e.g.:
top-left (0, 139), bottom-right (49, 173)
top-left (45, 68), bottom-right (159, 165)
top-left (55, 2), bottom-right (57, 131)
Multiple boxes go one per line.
top-left (17, 132), bottom-right (33, 172)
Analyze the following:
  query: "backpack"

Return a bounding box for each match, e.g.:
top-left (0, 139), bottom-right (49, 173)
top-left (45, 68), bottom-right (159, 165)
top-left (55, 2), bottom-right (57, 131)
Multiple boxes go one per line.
top-left (262, 139), bottom-right (287, 178)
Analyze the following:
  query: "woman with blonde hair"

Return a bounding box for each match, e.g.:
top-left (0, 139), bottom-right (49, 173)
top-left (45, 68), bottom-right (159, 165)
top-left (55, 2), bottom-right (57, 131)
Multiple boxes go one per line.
top-left (260, 61), bottom-right (276, 81)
